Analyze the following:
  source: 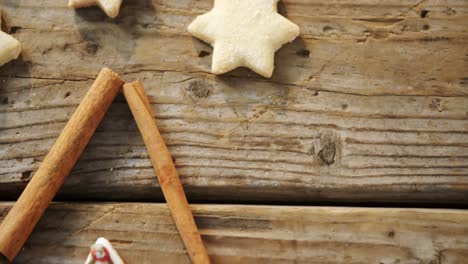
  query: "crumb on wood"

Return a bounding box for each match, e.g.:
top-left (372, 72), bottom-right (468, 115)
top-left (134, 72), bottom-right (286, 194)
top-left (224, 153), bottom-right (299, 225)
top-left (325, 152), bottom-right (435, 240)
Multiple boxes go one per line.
top-left (442, 7), bottom-right (456, 16)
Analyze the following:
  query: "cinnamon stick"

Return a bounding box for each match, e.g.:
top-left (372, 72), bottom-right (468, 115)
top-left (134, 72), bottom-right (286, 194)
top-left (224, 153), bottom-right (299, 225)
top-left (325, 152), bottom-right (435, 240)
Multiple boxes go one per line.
top-left (0, 68), bottom-right (124, 262)
top-left (123, 81), bottom-right (210, 264)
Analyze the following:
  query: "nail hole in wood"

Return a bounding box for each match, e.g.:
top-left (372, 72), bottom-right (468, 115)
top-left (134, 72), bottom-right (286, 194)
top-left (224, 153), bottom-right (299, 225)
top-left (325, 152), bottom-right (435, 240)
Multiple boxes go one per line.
top-left (21, 170), bottom-right (33, 181)
top-left (420, 10), bottom-right (429, 18)
top-left (323, 25), bottom-right (333, 32)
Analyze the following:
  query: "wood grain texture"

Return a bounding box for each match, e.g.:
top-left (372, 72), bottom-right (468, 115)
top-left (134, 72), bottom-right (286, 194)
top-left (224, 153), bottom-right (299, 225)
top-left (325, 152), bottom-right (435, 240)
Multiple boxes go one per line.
top-left (0, 202), bottom-right (467, 263)
top-left (0, 0), bottom-right (467, 203)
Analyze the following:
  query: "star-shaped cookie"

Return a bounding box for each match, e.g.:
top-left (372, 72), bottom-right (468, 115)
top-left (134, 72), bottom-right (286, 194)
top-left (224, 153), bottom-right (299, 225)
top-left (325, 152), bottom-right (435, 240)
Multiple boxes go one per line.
top-left (0, 10), bottom-right (21, 67)
top-left (188, 0), bottom-right (300, 78)
top-left (69, 0), bottom-right (123, 18)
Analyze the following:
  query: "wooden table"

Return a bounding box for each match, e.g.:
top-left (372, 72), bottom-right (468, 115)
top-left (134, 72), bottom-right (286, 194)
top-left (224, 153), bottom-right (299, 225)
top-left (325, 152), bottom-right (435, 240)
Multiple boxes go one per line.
top-left (0, 0), bottom-right (467, 263)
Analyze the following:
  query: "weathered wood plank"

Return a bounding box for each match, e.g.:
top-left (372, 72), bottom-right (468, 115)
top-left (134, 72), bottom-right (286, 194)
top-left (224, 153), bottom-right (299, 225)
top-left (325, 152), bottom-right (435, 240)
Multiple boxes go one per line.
top-left (0, 0), bottom-right (467, 203)
top-left (1, 202), bottom-right (468, 263)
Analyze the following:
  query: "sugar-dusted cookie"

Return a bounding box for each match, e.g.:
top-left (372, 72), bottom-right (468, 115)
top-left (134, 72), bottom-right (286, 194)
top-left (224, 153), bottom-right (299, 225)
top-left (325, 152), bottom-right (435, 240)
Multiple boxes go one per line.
top-left (0, 10), bottom-right (21, 67)
top-left (188, 0), bottom-right (300, 78)
top-left (69, 0), bottom-right (123, 18)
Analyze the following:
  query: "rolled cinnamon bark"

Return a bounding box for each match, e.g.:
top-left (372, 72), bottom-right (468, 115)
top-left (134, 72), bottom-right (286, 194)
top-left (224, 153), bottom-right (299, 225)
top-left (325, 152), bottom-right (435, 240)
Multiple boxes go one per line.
top-left (123, 81), bottom-right (210, 264)
top-left (0, 68), bottom-right (124, 262)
